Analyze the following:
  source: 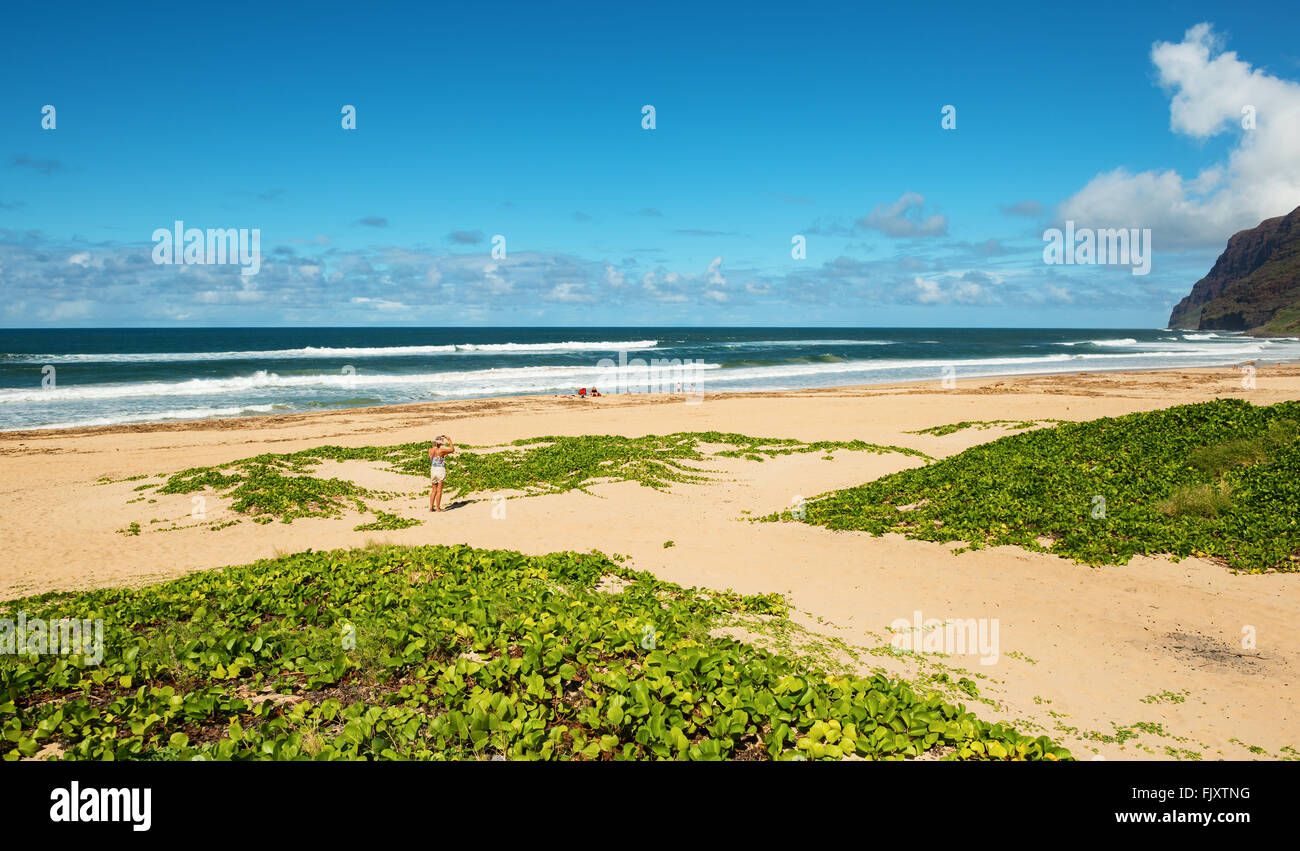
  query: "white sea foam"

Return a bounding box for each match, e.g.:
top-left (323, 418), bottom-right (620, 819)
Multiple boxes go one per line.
top-left (7, 340), bottom-right (661, 364)
top-left (7, 333), bottom-right (1300, 431)
top-left (713, 339), bottom-right (893, 348)
top-left (1059, 338), bottom-right (1138, 347)
top-left (9, 338), bottom-right (1298, 407)
top-left (24, 404), bottom-right (279, 430)
top-left (0, 363), bottom-right (723, 404)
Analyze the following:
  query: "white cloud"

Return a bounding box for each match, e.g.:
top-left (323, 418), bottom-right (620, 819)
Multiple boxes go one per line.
top-left (1043, 284), bottom-right (1073, 303)
top-left (905, 274), bottom-right (991, 305)
top-left (40, 299), bottom-right (93, 321)
top-left (481, 262), bottom-right (513, 295)
top-left (705, 256), bottom-right (725, 286)
top-left (349, 297), bottom-right (408, 311)
top-left (639, 259), bottom-right (730, 303)
top-left (1059, 23), bottom-right (1300, 250)
top-left (546, 283), bottom-right (595, 303)
top-left (859, 192), bottom-right (948, 238)
top-left (640, 271), bottom-right (688, 303)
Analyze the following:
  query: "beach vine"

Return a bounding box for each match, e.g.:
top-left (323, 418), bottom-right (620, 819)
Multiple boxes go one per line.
top-left (128, 433), bottom-right (930, 527)
top-left (1, 543), bottom-right (1069, 761)
top-left (771, 399), bottom-right (1300, 573)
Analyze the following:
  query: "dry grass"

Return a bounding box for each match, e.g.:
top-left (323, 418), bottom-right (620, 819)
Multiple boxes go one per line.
top-left (1156, 481), bottom-right (1234, 518)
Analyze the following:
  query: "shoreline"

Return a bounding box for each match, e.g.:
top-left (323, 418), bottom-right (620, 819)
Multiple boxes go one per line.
top-left (3, 361), bottom-right (1298, 760)
top-left (1, 359), bottom-right (1291, 443)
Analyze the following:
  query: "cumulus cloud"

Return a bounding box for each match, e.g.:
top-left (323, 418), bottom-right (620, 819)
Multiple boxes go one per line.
top-left (858, 192), bottom-right (948, 237)
top-left (357, 216), bottom-right (389, 228)
top-left (703, 256), bottom-right (727, 301)
top-left (705, 256), bottom-right (725, 286)
top-left (603, 265), bottom-right (627, 287)
top-left (1043, 283), bottom-right (1073, 303)
top-left (1059, 23), bottom-right (1300, 250)
top-left (349, 296), bottom-right (408, 311)
top-left (41, 299), bottom-right (94, 321)
top-left (904, 272), bottom-right (994, 305)
top-left (0, 224), bottom-right (1137, 324)
top-left (637, 257), bottom-right (732, 303)
top-left (546, 283), bottom-right (595, 303)
top-left (743, 250), bottom-right (1149, 311)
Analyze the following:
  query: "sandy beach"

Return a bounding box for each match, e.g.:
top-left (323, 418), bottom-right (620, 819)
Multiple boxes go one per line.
top-left (3, 363), bottom-right (1298, 761)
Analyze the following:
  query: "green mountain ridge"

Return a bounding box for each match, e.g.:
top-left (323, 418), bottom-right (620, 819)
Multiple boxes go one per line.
top-left (1168, 205), bottom-right (1300, 337)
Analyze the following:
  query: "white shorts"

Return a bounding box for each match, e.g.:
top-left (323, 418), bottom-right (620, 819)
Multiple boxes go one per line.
top-left (430, 466), bottom-right (446, 483)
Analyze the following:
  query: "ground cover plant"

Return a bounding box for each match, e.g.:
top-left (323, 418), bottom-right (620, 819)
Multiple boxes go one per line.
top-left (135, 433), bottom-right (929, 525)
top-left (1, 544), bottom-right (1067, 761)
top-left (906, 419), bottom-right (1064, 437)
top-left (771, 399), bottom-right (1300, 572)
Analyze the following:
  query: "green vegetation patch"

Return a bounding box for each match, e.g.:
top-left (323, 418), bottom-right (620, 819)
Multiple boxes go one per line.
top-left (772, 399), bottom-right (1300, 572)
top-left (907, 419), bottom-right (1065, 437)
top-left (0, 544), bottom-right (1066, 761)
top-left (425, 432), bottom-right (926, 494)
top-left (353, 511), bottom-right (422, 532)
top-left (148, 433), bottom-right (928, 525)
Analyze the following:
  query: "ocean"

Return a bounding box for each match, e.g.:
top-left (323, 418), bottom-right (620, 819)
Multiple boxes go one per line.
top-left (1, 327), bottom-right (1296, 432)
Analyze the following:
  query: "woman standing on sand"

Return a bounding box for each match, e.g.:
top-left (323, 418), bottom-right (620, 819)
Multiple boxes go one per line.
top-left (428, 435), bottom-right (455, 511)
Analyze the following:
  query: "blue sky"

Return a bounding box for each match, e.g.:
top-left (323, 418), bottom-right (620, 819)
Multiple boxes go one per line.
top-left (2, 0), bottom-right (1298, 327)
